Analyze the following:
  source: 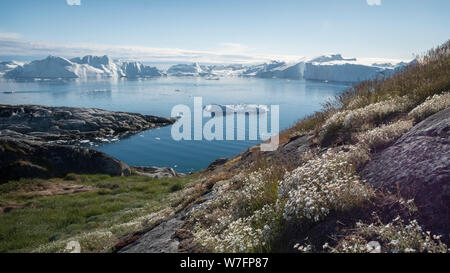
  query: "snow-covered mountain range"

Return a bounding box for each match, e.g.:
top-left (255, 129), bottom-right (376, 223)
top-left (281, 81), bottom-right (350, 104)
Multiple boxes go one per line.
top-left (2, 54), bottom-right (412, 83)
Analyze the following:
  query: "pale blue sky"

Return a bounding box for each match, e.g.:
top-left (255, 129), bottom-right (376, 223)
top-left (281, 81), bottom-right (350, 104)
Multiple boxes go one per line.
top-left (0, 0), bottom-right (449, 63)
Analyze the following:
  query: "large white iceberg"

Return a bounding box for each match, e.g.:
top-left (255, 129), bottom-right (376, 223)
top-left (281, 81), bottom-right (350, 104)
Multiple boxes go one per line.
top-left (4, 55), bottom-right (164, 79)
top-left (302, 54), bottom-right (407, 82)
top-left (70, 55), bottom-right (125, 77)
top-left (120, 61), bottom-right (163, 78)
top-left (5, 56), bottom-right (79, 79)
top-left (246, 54), bottom-right (410, 82)
top-left (304, 62), bottom-right (389, 82)
top-left (243, 61), bottom-right (305, 79)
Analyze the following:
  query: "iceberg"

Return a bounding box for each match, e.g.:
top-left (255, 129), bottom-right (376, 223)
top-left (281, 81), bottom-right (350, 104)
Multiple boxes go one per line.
top-left (120, 61), bottom-right (163, 78)
top-left (243, 54), bottom-right (410, 82)
top-left (0, 61), bottom-right (23, 75)
top-left (70, 55), bottom-right (125, 77)
top-left (203, 64), bottom-right (246, 77)
top-left (5, 56), bottom-right (79, 79)
top-left (4, 55), bottom-right (164, 79)
top-left (303, 56), bottom-right (408, 82)
top-left (304, 63), bottom-right (389, 82)
top-left (309, 54), bottom-right (356, 63)
top-left (244, 61), bottom-right (305, 80)
top-left (167, 63), bottom-right (207, 76)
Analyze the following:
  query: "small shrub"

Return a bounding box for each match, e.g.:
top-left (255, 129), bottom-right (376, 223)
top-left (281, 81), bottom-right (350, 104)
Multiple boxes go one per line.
top-left (321, 96), bottom-right (414, 146)
top-left (408, 92), bottom-right (450, 121)
top-left (279, 147), bottom-right (374, 224)
top-left (356, 120), bottom-right (413, 151)
top-left (191, 164), bottom-right (287, 253)
top-left (170, 183), bottom-right (182, 192)
top-left (194, 201), bottom-right (284, 253)
top-left (64, 173), bottom-right (79, 181)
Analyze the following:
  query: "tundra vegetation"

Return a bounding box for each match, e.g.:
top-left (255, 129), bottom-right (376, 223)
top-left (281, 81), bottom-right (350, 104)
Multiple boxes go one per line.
top-left (0, 41), bottom-right (449, 253)
top-left (189, 40), bottom-right (450, 253)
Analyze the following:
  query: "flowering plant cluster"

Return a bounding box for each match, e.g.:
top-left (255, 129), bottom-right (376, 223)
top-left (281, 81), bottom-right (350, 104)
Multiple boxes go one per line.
top-left (279, 147), bottom-right (373, 223)
top-left (193, 201), bottom-right (283, 252)
top-left (328, 215), bottom-right (448, 253)
top-left (356, 120), bottom-right (413, 150)
top-left (322, 95), bottom-right (413, 134)
top-left (409, 92), bottom-right (450, 121)
top-left (191, 168), bottom-right (284, 253)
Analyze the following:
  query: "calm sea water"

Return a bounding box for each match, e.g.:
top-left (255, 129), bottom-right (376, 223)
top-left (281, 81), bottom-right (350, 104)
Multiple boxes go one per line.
top-left (0, 77), bottom-right (349, 173)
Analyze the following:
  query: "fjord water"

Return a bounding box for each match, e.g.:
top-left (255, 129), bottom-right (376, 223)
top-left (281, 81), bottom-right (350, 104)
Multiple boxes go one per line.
top-left (0, 77), bottom-right (349, 173)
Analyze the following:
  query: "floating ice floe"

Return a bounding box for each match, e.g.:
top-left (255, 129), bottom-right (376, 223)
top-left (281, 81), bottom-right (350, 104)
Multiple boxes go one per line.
top-left (204, 104), bottom-right (269, 114)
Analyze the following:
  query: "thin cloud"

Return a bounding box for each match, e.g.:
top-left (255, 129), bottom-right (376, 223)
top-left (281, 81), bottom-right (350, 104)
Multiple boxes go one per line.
top-left (218, 43), bottom-right (249, 54)
top-left (0, 36), bottom-right (303, 64)
top-left (66, 0), bottom-right (81, 6)
top-left (0, 32), bottom-right (22, 39)
top-left (366, 0), bottom-right (382, 6)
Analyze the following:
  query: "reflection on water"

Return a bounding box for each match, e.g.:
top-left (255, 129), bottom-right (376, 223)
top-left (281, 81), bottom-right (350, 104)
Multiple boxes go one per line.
top-left (0, 77), bottom-right (350, 173)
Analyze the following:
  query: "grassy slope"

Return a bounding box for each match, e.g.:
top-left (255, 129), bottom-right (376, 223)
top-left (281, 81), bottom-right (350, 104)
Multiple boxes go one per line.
top-left (0, 173), bottom-right (198, 252)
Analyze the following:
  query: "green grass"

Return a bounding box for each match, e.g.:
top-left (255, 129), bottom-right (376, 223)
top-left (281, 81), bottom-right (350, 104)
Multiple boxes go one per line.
top-left (0, 173), bottom-right (198, 253)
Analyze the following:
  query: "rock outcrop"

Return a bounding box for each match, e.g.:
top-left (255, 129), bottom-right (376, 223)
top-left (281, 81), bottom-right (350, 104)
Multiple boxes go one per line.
top-left (0, 104), bottom-right (176, 182)
top-left (0, 137), bottom-right (131, 182)
top-left (118, 213), bottom-right (186, 253)
top-left (361, 107), bottom-right (450, 236)
top-left (0, 104), bottom-right (175, 142)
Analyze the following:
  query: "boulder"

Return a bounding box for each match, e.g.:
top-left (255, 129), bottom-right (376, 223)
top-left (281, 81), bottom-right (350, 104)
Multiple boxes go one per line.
top-left (361, 107), bottom-right (450, 236)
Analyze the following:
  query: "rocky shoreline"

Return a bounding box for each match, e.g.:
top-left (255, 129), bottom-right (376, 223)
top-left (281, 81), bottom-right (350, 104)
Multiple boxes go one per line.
top-left (0, 104), bottom-right (177, 182)
top-left (0, 104), bottom-right (174, 142)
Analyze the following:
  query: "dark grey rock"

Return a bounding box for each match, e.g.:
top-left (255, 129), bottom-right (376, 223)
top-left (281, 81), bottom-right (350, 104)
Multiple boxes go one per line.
top-left (207, 158), bottom-right (228, 170)
top-left (0, 104), bottom-right (178, 181)
top-left (361, 107), bottom-right (450, 235)
top-left (0, 104), bottom-right (175, 142)
top-left (0, 137), bottom-right (131, 182)
top-left (118, 214), bottom-right (185, 253)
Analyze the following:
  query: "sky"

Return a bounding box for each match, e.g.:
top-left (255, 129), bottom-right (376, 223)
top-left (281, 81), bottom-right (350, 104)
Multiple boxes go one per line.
top-left (0, 0), bottom-right (449, 63)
